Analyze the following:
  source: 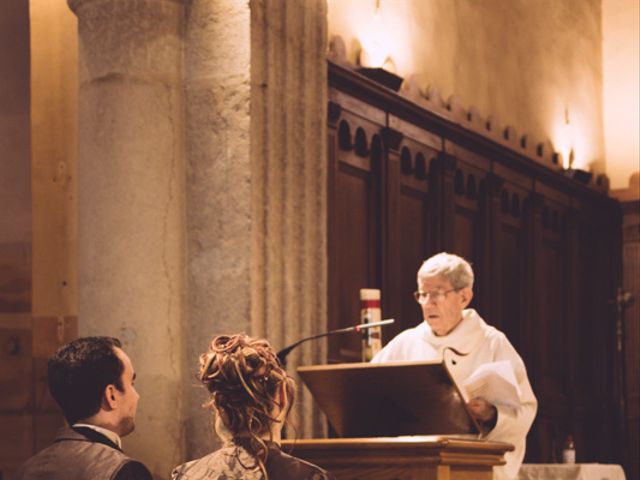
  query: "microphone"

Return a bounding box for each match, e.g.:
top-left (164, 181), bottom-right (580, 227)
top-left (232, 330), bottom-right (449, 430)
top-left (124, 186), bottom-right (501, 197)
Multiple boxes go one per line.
top-left (277, 318), bottom-right (395, 367)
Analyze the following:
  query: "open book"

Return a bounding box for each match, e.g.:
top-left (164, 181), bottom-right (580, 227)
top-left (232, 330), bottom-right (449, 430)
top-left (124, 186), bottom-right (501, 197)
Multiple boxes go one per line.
top-left (461, 360), bottom-right (521, 410)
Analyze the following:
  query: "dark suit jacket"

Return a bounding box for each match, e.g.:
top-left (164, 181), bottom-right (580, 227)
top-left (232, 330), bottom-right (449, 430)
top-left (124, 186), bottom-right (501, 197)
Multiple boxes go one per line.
top-left (13, 426), bottom-right (153, 480)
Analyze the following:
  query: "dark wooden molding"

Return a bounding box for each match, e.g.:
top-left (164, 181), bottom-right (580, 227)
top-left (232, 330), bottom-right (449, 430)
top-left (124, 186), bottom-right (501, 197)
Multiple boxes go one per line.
top-left (380, 127), bottom-right (403, 152)
top-left (328, 60), bottom-right (617, 208)
top-left (437, 152), bottom-right (458, 176)
top-left (328, 100), bottom-right (342, 126)
top-left (486, 172), bottom-right (505, 196)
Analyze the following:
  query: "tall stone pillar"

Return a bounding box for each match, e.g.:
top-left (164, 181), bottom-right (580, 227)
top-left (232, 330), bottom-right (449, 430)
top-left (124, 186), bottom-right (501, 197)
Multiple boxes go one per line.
top-left (183, 0), bottom-right (252, 457)
top-left (68, 0), bottom-right (187, 475)
top-left (183, 0), bottom-right (328, 454)
top-left (250, 0), bottom-right (328, 438)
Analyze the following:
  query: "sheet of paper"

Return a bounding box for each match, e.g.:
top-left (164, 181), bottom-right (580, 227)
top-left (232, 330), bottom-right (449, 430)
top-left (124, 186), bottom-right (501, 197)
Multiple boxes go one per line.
top-left (462, 360), bottom-right (521, 410)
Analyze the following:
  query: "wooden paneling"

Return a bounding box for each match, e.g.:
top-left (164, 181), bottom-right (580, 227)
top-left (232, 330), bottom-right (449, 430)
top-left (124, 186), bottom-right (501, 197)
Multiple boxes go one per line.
top-left (489, 173), bottom-right (531, 347)
top-left (383, 133), bottom-right (437, 341)
top-left (0, 414), bottom-right (32, 476)
top-left (0, 327), bottom-right (32, 411)
top-left (532, 188), bottom-right (570, 406)
top-left (328, 108), bottom-right (384, 363)
top-left (0, 315), bottom-right (75, 478)
top-left (327, 61), bottom-right (622, 467)
top-left (442, 141), bottom-right (490, 315)
top-left (621, 200), bottom-right (639, 480)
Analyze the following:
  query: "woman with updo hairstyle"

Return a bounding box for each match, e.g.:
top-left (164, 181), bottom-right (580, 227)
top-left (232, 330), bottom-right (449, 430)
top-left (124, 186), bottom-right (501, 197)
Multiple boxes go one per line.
top-left (171, 334), bottom-right (335, 480)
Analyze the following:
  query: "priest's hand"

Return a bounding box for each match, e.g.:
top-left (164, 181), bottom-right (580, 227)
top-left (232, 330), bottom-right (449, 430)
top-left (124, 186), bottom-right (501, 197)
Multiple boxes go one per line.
top-left (467, 397), bottom-right (497, 427)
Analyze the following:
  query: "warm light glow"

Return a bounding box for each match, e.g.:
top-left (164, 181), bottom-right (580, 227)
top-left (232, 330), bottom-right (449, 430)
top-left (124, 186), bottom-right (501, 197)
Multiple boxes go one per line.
top-left (330, 0), bottom-right (617, 181)
top-left (551, 106), bottom-right (590, 171)
top-left (330, 0), bottom-right (413, 77)
top-left (603, 0), bottom-right (640, 189)
top-left (358, 7), bottom-right (388, 68)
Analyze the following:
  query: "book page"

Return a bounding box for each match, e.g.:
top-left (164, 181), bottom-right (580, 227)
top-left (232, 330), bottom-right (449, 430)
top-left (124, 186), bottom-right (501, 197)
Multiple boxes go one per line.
top-left (462, 360), bottom-right (521, 410)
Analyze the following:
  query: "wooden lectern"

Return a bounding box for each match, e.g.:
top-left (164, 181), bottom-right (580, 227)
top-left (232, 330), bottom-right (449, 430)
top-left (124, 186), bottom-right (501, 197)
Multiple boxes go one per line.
top-left (282, 436), bottom-right (514, 480)
top-left (282, 361), bottom-right (515, 480)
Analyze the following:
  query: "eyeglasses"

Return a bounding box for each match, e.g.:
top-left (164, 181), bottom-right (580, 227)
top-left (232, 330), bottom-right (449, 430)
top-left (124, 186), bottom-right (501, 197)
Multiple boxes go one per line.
top-left (413, 288), bottom-right (458, 303)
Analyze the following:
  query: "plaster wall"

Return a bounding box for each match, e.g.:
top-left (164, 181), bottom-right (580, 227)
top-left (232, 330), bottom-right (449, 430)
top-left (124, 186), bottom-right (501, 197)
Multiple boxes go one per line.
top-left (328, 0), bottom-right (605, 174)
top-left (0, 0), bottom-right (31, 313)
top-left (30, 0), bottom-right (78, 317)
top-left (603, 0), bottom-right (640, 190)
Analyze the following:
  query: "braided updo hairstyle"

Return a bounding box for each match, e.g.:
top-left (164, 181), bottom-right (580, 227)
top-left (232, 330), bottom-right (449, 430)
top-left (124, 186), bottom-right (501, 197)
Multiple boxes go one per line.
top-left (198, 334), bottom-right (295, 477)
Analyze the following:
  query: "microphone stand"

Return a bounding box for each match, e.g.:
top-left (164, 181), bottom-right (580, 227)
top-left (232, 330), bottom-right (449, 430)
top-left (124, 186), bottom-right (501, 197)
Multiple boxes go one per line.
top-left (277, 319), bottom-right (394, 367)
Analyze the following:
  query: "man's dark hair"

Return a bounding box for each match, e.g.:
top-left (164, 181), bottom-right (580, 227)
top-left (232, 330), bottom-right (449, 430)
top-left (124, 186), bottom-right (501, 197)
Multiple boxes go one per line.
top-left (48, 336), bottom-right (125, 424)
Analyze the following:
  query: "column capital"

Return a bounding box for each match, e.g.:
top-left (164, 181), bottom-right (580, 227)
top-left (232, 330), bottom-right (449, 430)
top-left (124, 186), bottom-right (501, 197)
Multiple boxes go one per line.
top-left (68, 0), bottom-right (188, 15)
top-left (68, 0), bottom-right (186, 84)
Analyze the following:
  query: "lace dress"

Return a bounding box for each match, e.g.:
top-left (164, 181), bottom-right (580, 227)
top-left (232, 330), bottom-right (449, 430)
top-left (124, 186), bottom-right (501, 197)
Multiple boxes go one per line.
top-left (171, 440), bottom-right (335, 480)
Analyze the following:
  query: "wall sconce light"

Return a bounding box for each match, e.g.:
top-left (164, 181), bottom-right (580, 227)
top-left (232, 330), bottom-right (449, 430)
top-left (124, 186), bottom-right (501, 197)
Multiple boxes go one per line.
top-left (561, 106), bottom-right (592, 184)
top-left (355, 0), bottom-right (404, 91)
top-left (358, 40), bottom-right (403, 91)
top-left (356, 64), bottom-right (404, 91)
top-left (564, 169), bottom-right (593, 184)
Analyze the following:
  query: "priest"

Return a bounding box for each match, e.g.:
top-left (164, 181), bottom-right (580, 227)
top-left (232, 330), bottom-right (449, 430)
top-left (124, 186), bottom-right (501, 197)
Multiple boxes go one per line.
top-left (371, 252), bottom-right (537, 480)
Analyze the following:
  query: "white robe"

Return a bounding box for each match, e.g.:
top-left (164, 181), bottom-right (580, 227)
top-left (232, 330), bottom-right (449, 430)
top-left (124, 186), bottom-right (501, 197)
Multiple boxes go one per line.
top-left (371, 309), bottom-right (537, 480)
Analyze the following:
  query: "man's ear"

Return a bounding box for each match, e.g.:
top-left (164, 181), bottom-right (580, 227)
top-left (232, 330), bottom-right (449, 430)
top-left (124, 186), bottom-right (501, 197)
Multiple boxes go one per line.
top-left (103, 384), bottom-right (118, 410)
top-left (459, 287), bottom-right (473, 309)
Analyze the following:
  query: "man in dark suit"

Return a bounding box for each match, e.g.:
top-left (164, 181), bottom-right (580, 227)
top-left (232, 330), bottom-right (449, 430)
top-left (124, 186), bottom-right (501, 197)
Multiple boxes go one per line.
top-left (14, 336), bottom-right (152, 480)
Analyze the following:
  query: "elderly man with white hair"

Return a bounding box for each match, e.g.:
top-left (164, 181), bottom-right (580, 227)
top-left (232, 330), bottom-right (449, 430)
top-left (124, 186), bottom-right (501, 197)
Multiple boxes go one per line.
top-left (372, 252), bottom-right (537, 480)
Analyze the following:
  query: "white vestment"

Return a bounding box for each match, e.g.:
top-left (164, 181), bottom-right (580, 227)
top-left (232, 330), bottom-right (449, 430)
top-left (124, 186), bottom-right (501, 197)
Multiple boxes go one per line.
top-left (371, 308), bottom-right (537, 480)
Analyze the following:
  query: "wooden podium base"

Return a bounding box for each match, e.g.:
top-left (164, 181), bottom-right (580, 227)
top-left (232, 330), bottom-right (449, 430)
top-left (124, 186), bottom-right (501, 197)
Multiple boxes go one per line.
top-left (282, 435), bottom-right (514, 480)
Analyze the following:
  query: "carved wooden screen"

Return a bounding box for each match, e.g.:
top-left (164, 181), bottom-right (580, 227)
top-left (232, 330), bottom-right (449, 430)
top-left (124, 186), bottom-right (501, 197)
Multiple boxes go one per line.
top-left (327, 61), bottom-right (622, 466)
top-left (621, 200), bottom-right (640, 480)
top-left (327, 93), bottom-right (385, 363)
top-left (442, 141), bottom-right (490, 315)
top-left (533, 184), bottom-right (571, 396)
top-left (383, 116), bottom-right (440, 340)
top-left (527, 184), bottom-right (572, 461)
top-left (489, 163), bottom-right (533, 346)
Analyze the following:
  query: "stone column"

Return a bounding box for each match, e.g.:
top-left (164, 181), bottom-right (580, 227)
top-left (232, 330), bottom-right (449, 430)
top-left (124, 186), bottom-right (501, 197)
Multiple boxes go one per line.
top-left (183, 0), bottom-right (252, 458)
top-left (68, 0), bottom-right (186, 475)
top-left (250, 0), bottom-right (328, 438)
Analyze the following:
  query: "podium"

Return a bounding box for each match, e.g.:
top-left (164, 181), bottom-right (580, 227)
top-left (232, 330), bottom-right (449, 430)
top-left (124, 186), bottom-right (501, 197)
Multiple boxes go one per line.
top-left (284, 361), bottom-right (515, 479)
top-left (282, 436), bottom-right (514, 480)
